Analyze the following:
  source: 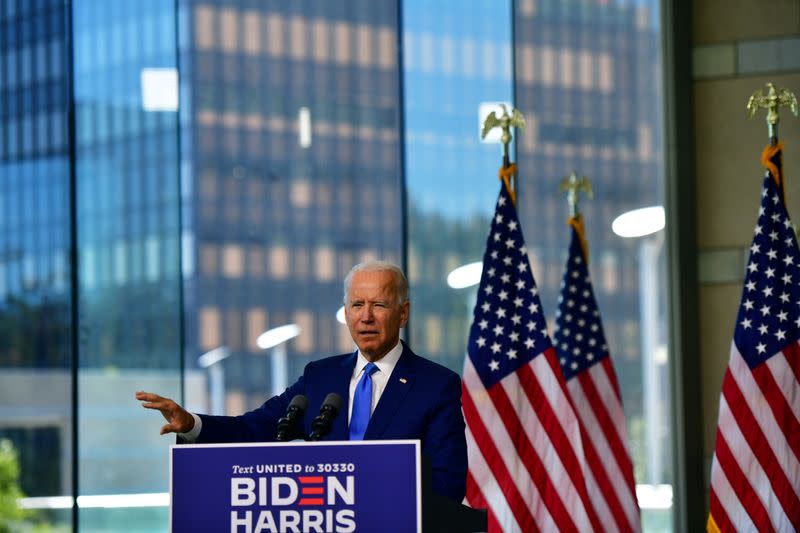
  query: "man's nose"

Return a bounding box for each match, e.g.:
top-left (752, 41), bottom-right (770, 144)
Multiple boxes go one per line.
top-left (361, 305), bottom-right (374, 321)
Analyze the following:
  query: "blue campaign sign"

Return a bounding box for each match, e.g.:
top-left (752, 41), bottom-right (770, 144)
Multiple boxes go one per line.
top-left (170, 440), bottom-right (421, 533)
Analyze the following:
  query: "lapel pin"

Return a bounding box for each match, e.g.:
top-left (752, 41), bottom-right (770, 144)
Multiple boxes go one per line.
top-left (399, 377), bottom-right (408, 384)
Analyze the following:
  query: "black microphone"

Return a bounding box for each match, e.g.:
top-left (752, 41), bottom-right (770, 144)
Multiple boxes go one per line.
top-left (308, 393), bottom-right (343, 441)
top-left (276, 395), bottom-right (309, 442)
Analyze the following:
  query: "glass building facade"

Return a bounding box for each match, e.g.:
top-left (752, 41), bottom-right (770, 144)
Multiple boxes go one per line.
top-left (0, 0), bottom-right (670, 531)
top-left (1, 0), bottom-right (74, 530)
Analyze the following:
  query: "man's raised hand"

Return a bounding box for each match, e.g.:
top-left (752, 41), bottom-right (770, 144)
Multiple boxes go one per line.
top-left (136, 391), bottom-right (195, 435)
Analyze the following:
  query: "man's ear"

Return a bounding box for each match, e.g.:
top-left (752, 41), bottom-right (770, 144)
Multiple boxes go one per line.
top-left (400, 300), bottom-right (410, 327)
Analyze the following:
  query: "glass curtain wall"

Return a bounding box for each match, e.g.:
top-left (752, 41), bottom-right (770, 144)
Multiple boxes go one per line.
top-left (403, 0), bottom-right (515, 371)
top-left (513, 0), bottom-right (670, 529)
top-left (0, 0), bottom-right (671, 531)
top-left (178, 0), bottom-right (403, 417)
top-left (0, 0), bottom-right (73, 531)
top-left (72, 0), bottom-right (182, 531)
top-left (403, 0), bottom-right (671, 531)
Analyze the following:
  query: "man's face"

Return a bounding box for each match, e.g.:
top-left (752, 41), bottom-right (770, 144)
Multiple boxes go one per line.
top-left (344, 270), bottom-right (410, 361)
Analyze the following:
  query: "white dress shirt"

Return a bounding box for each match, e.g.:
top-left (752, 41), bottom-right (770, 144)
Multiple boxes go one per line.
top-left (179, 340), bottom-right (404, 442)
top-left (347, 340), bottom-right (402, 423)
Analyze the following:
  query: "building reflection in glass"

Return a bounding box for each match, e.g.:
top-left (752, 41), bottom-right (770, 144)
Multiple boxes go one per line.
top-left (0, 1), bottom-right (73, 530)
top-left (181, 0), bottom-right (403, 416)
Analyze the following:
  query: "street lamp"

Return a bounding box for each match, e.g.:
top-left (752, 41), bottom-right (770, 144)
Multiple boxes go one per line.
top-left (447, 262), bottom-right (484, 343)
top-left (613, 205), bottom-right (666, 485)
top-left (257, 324), bottom-right (301, 396)
top-left (446, 261), bottom-right (483, 289)
top-left (611, 205), bottom-right (665, 238)
top-left (197, 347), bottom-right (231, 416)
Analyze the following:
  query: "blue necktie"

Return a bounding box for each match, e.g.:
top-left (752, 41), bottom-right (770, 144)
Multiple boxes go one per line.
top-left (349, 362), bottom-right (378, 440)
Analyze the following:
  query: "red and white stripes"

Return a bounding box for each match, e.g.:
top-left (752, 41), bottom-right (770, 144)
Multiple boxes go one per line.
top-left (567, 357), bottom-right (640, 533)
top-left (708, 342), bottom-right (800, 531)
top-left (463, 349), bottom-right (599, 532)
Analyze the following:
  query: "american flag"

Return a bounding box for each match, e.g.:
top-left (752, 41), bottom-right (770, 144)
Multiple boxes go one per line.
top-left (463, 182), bottom-right (600, 532)
top-left (553, 216), bottom-right (641, 533)
top-left (707, 144), bottom-right (800, 532)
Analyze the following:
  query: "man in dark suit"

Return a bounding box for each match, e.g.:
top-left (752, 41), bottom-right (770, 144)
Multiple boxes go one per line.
top-left (137, 260), bottom-right (468, 501)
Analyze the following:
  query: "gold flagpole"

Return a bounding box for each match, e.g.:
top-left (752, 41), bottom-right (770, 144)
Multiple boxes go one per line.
top-left (746, 82), bottom-right (797, 146)
top-left (481, 104), bottom-right (525, 203)
top-left (559, 171), bottom-right (593, 261)
top-left (559, 171), bottom-right (593, 219)
top-left (746, 83), bottom-right (798, 207)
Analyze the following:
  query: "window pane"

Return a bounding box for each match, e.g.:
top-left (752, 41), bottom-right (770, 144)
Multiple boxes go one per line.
top-left (403, 1), bottom-right (514, 369)
top-left (180, 0), bottom-right (402, 423)
top-left (0, 2), bottom-right (72, 531)
top-left (73, 0), bottom-right (181, 529)
top-left (404, 0), bottom-right (671, 529)
top-left (514, 1), bottom-right (670, 529)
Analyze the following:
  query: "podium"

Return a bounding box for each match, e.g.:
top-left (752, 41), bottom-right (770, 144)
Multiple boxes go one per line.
top-left (170, 440), bottom-right (486, 532)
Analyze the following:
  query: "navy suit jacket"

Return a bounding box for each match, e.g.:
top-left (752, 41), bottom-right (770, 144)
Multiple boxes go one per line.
top-left (194, 343), bottom-right (468, 501)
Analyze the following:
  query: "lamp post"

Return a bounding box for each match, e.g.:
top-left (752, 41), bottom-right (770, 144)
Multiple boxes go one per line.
top-left (197, 347), bottom-right (231, 416)
top-left (257, 324), bottom-right (301, 397)
top-left (447, 261), bottom-right (484, 349)
top-left (612, 205), bottom-right (666, 485)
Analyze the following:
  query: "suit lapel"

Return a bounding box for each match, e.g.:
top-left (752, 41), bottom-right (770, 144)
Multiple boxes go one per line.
top-left (363, 344), bottom-right (416, 439)
top-left (325, 352), bottom-right (357, 441)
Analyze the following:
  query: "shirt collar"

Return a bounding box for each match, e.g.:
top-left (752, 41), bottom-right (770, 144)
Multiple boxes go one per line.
top-left (354, 340), bottom-right (403, 379)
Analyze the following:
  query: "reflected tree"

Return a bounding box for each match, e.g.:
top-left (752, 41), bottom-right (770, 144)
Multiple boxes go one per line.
top-left (0, 439), bottom-right (29, 532)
